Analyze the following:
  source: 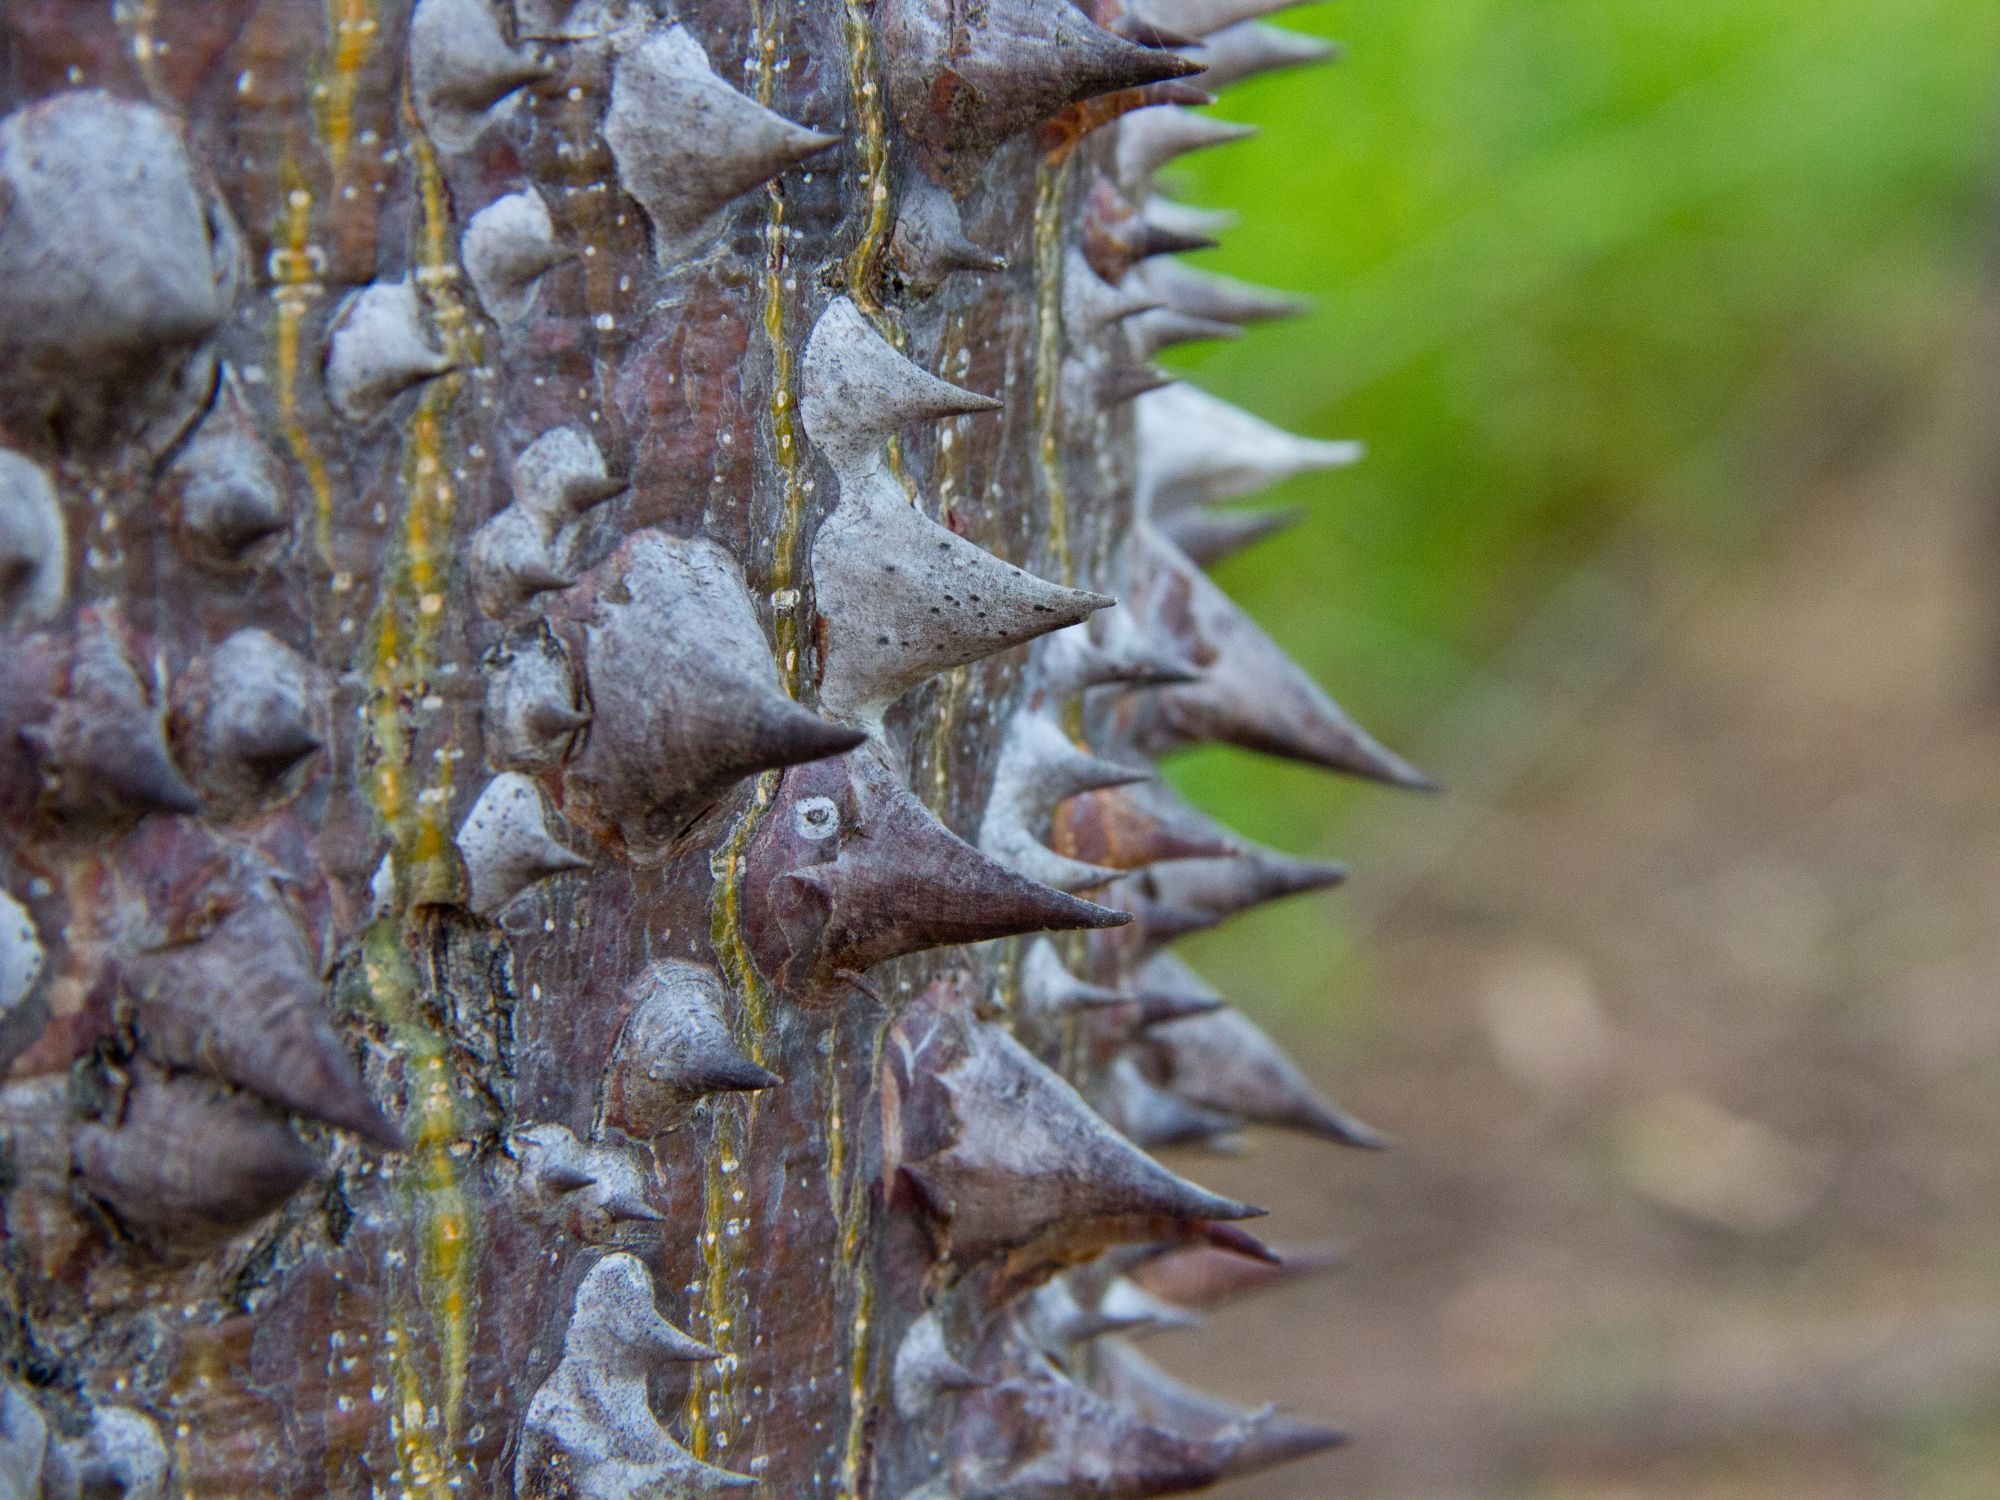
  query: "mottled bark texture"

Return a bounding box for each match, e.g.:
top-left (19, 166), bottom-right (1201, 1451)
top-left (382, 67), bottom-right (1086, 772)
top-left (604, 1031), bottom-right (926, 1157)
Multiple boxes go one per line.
top-left (0, 2), bottom-right (1413, 1496)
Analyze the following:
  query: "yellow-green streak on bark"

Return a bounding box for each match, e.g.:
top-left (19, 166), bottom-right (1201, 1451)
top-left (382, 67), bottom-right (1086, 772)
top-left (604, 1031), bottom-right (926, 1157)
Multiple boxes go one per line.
top-left (685, 15), bottom-right (806, 1476)
top-left (351, 112), bottom-right (479, 1485)
top-left (685, 1098), bottom-right (755, 1476)
top-left (748, 0), bottom-right (813, 700)
top-left (112, 0), bottom-right (167, 102)
top-left (828, 1018), bottom-right (890, 1498)
top-left (710, 779), bottom-right (779, 1066)
top-left (1058, 929), bottom-right (1092, 1077)
top-left (764, 193), bottom-right (812, 699)
top-left (992, 942), bottom-right (1024, 1031)
top-left (362, 924), bottom-right (467, 1500)
top-left (842, 0), bottom-right (895, 311)
top-left (692, 780), bottom-right (780, 1475)
top-left (317, 0), bottom-right (380, 178)
top-left (269, 166), bottom-right (339, 564)
top-left (165, 1333), bottom-right (229, 1500)
top-left (1031, 160), bottom-right (1075, 585)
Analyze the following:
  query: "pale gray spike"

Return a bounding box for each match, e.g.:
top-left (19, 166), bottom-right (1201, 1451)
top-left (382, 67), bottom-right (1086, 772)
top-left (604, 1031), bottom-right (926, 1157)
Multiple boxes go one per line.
top-left (878, 0), bottom-right (1204, 193)
top-left (977, 710), bottom-right (1147, 892)
top-left (71, 1065), bottom-right (323, 1251)
top-left (578, 1153), bottom-right (663, 1226)
top-left (892, 175), bottom-right (1009, 293)
top-left (118, 880), bottom-right (402, 1147)
top-left (468, 503), bottom-right (574, 619)
top-left (743, 741), bottom-right (1131, 994)
top-left (948, 1363), bottom-right (1282, 1497)
top-left (1142, 0), bottom-right (1314, 37)
top-left (796, 297), bottom-right (1099, 720)
top-left (1132, 525), bottom-right (1432, 786)
top-left (516, 1252), bottom-right (751, 1499)
top-left (801, 297), bottom-right (1004, 480)
top-left (324, 278), bottom-right (456, 422)
top-left (565, 531), bottom-right (865, 858)
top-left (1124, 306), bottom-right (1243, 361)
top-left (601, 960), bottom-right (780, 1139)
top-left (1069, 769), bottom-right (1244, 873)
top-left (456, 772), bottom-right (591, 915)
top-left (572, 1252), bottom-right (720, 1363)
top-left (1096, 1275), bottom-right (1202, 1334)
top-left (1133, 257), bottom-right (1312, 326)
top-left (163, 368), bottom-right (293, 566)
top-left (0, 92), bottom-right (240, 442)
top-left (1114, 207), bottom-right (1222, 264)
top-left (1096, 1337), bottom-right (1347, 1473)
top-left (1143, 195), bottom-right (1238, 242)
top-left (539, 1160), bottom-right (599, 1195)
top-left (1061, 247), bottom-right (1161, 340)
top-left (515, 0), bottom-right (602, 40)
top-left (26, 612), bottom-right (203, 827)
top-left (1152, 1007), bottom-right (1390, 1149)
top-left (1039, 619), bottom-right (1200, 697)
top-left (1040, 623), bottom-right (1125, 698)
top-left (1198, 21), bottom-right (1340, 90)
top-left (1163, 503), bottom-right (1304, 566)
top-left (1117, 107), bottom-right (1257, 186)
top-left (1136, 384), bottom-right (1360, 512)
top-left (987, 709), bottom-right (1150, 820)
top-left (0, 448), bottom-right (66, 630)
top-left (1060, 347), bottom-right (1118, 423)
top-left (0, 1378), bottom-right (48, 1496)
top-left (507, 1123), bottom-right (666, 1235)
top-left (980, 832), bottom-right (1115, 898)
top-left (462, 187), bottom-right (570, 324)
top-left (892, 1310), bottom-right (983, 1420)
top-left (1019, 1277), bottom-right (1099, 1351)
top-left (897, 1012), bottom-right (1260, 1265)
top-left (367, 854), bottom-right (398, 922)
top-left (512, 426), bottom-right (626, 530)
top-left (179, 628), bottom-right (324, 802)
top-left (1019, 937), bottom-right (1129, 1019)
top-left (1112, 7), bottom-right (1202, 46)
top-left (1098, 359), bottom-right (1179, 407)
top-left (1129, 970), bottom-right (1226, 1022)
top-left (1022, 1273), bottom-right (1197, 1351)
top-left (606, 24), bottom-right (839, 263)
top-left (1132, 951), bottom-right (1225, 1022)
top-left (0, 891), bottom-right (43, 1013)
top-left (46, 1406), bottom-right (169, 1500)
top-left (409, 0), bottom-right (551, 151)
top-left (812, 470), bottom-right (1113, 721)
top-left (1141, 842), bottom-right (1347, 922)
top-left (482, 627), bottom-right (589, 771)
top-left (507, 1122), bottom-right (599, 1203)
top-left (1093, 606), bottom-right (1205, 687)
top-left (0, 891), bottom-right (46, 1072)
top-left (1102, 1053), bottom-right (1243, 1150)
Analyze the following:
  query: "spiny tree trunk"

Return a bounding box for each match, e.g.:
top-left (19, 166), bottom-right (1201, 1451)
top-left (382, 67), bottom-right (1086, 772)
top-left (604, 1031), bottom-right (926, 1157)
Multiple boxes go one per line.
top-left (0, 2), bottom-right (1422, 1496)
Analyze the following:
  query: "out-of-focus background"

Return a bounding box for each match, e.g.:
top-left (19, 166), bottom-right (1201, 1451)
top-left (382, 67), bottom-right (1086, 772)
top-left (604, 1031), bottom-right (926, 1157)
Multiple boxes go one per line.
top-left (1145, 1), bottom-right (2000, 1495)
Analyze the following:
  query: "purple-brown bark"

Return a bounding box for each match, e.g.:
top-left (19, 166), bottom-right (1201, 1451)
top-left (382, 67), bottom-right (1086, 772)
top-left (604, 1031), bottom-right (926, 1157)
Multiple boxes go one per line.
top-left (0, 2), bottom-right (1408, 1495)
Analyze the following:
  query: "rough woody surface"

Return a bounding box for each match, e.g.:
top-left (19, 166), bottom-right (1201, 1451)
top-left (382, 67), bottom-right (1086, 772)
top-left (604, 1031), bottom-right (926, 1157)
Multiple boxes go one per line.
top-left (0, 2), bottom-right (1413, 1496)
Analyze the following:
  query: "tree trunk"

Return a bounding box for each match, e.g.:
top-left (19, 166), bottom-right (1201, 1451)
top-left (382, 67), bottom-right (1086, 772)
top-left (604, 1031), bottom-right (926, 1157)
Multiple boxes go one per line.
top-left (0, 2), bottom-right (1416, 1496)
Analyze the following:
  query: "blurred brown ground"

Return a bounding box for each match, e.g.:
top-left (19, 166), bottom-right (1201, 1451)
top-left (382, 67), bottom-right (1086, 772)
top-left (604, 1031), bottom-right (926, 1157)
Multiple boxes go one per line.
top-left (1142, 312), bottom-right (2000, 1497)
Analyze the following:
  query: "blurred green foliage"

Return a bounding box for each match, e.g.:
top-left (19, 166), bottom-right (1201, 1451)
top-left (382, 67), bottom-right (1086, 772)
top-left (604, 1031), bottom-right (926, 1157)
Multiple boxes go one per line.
top-left (1161, 0), bottom-right (2000, 1024)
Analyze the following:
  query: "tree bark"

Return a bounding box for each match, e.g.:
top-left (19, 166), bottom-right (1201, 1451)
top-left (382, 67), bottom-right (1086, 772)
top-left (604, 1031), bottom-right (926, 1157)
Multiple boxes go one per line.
top-left (0, 2), bottom-right (1410, 1496)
